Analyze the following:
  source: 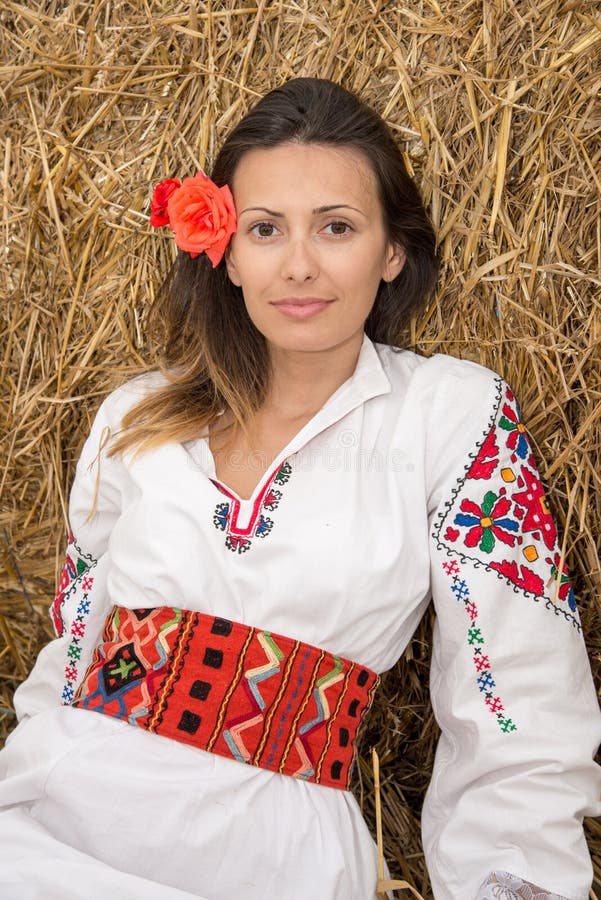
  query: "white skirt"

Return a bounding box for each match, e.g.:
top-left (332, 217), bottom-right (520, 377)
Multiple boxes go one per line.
top-left (0, 705), bottom-right (381, 900)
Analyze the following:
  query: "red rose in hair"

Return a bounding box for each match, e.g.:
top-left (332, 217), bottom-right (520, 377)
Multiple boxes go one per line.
top-left (149, 178), bottom-right (182, 227)
top-left (166, 172), bottom-right (237, 267)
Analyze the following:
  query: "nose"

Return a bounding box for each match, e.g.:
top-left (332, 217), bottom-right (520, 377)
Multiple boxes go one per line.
top-left (279, 236), bottom-right (319, 282)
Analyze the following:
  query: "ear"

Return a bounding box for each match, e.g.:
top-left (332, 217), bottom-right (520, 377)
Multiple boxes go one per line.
top-left (224, 246), bottom-right (242, 287)
top-left (382, 241), bottom-right (406, 283)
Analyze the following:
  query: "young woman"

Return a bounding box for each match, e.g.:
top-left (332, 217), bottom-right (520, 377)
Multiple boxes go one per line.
top-left (1, 78), bottom-right (599, 900)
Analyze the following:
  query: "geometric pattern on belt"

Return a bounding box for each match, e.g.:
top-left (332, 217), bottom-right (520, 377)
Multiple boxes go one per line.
top-left (71, 605), bottom-right (380, 790)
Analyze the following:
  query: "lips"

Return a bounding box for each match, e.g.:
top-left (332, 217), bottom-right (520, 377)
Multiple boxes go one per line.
top-left (272, 297), bottom-right (333, 306)
top-left (271, 297), bottom-right (335, 320)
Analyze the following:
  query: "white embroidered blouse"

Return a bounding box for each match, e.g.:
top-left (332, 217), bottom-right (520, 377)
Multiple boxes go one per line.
top-left (2, 334), bottom-right (600, 900)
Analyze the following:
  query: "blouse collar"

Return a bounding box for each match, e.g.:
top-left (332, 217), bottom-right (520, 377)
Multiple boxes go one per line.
top-left (273, 332), bottom-right (392, 460)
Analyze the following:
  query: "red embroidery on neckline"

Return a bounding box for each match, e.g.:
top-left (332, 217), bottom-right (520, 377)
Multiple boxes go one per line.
top-left (211, 473), bottom-right (277, 536)
top-left (211, 460), bottom-right (292, 554)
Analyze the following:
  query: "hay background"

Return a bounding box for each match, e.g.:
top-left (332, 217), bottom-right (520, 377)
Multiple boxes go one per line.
top-left (1, 1), bottom-right (600, 896)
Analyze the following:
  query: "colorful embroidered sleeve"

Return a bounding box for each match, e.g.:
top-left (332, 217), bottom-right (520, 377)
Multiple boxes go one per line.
top-left (12, 394), bottom-right (125, 721)
top-left (421, 367), bottom-right (601, 900)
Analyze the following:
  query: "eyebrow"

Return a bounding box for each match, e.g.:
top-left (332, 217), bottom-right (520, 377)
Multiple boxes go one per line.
top-left (239, 204), bottom-right (368, 219)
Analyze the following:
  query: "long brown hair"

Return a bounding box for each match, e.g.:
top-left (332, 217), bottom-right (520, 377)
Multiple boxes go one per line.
top-left (109, 77), bottom-right (438, 461)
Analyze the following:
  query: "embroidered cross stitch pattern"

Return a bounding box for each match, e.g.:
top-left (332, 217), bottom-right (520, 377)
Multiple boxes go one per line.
top-left (51, 530), bottom-right (98, 703)
top-left (433, 379), bottom-right (579, 630)
top-left (442, 559), bottom-right (517, 733)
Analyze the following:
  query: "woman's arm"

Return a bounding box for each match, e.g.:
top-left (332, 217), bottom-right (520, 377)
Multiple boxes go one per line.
top-left (12, 391), bottom-right (126, 723)
top-left (422, 363), bottom-right (601, 900)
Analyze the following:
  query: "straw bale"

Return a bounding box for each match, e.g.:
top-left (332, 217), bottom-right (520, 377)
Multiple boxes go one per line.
top-left (1, 1), bottom-right (600, 896)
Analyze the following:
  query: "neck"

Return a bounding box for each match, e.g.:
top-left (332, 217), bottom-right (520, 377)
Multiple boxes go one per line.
top-left (263, 330), bottom-right (364, 420)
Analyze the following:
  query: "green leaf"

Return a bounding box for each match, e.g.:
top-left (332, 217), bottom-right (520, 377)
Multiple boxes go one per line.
top-left (481, 491), bottom-right (497, 516)
top-left (480, 527), bottom-right (495, 553)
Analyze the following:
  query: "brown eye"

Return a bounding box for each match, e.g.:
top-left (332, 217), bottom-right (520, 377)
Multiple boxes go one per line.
top-left (252, 222), bottom-right (276, 238)
top-left (326, 221), bottom-right (351, 236)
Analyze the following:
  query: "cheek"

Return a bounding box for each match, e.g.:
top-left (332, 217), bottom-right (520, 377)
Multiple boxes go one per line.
top-left (231, 246), bottom-right (271, 292)
top-left (338, 245), bottom-right (386, 293)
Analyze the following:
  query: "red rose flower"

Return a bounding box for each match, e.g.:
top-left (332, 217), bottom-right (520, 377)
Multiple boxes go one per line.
top-left (149, 178), bottom-right (182, 227)
top-left (166, 172), bottom-right (237, 267)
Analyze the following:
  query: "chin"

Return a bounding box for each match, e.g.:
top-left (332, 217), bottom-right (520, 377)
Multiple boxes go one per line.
top-left (266, 328), bottom-right (358, 356)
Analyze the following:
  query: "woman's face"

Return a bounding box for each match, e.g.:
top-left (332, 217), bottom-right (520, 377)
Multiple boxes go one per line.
top-left (225, 142), bottom-right (405, 357)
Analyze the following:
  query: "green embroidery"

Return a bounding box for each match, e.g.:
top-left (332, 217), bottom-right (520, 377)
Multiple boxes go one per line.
top-left (110, 658), bottom-right (138, 681)
top-left (468, 626), bottom-right (483, 645)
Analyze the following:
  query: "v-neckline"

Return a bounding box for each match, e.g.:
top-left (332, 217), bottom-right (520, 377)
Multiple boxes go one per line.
top-left (182, 333), bottom-right (393, 507)
top-left (205, 392), bottom-right (343, 508)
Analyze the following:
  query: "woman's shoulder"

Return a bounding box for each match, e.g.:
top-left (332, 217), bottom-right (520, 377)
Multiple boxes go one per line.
top-left (92, 368), bottom-right (170, 425)
top-left (373, 341), bottom-right (504, 403)
top-left (374, 344), bottom-right (515, 494)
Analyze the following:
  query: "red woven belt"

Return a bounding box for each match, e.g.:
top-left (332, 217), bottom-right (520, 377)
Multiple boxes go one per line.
top-left (71, 605), bottom-right (379, 790)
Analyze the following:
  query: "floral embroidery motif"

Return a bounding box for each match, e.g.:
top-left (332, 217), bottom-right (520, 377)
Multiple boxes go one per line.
top-left (454, 491), bottom-right (519, 552)
top-left (434, 380), bottom-right (580, 630)
top-left (499, 401), bottom-right (530, 459)
top-left (487, 559), bottom-right (544, 596)
top-left (212, 460), bottom-right (292, 554)
top-left (442, 560), bottom-right (517, 733)
top-left (51, 530), bottom-right (98, 703)
top-left (466, 429), bottom-right (499, 479)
